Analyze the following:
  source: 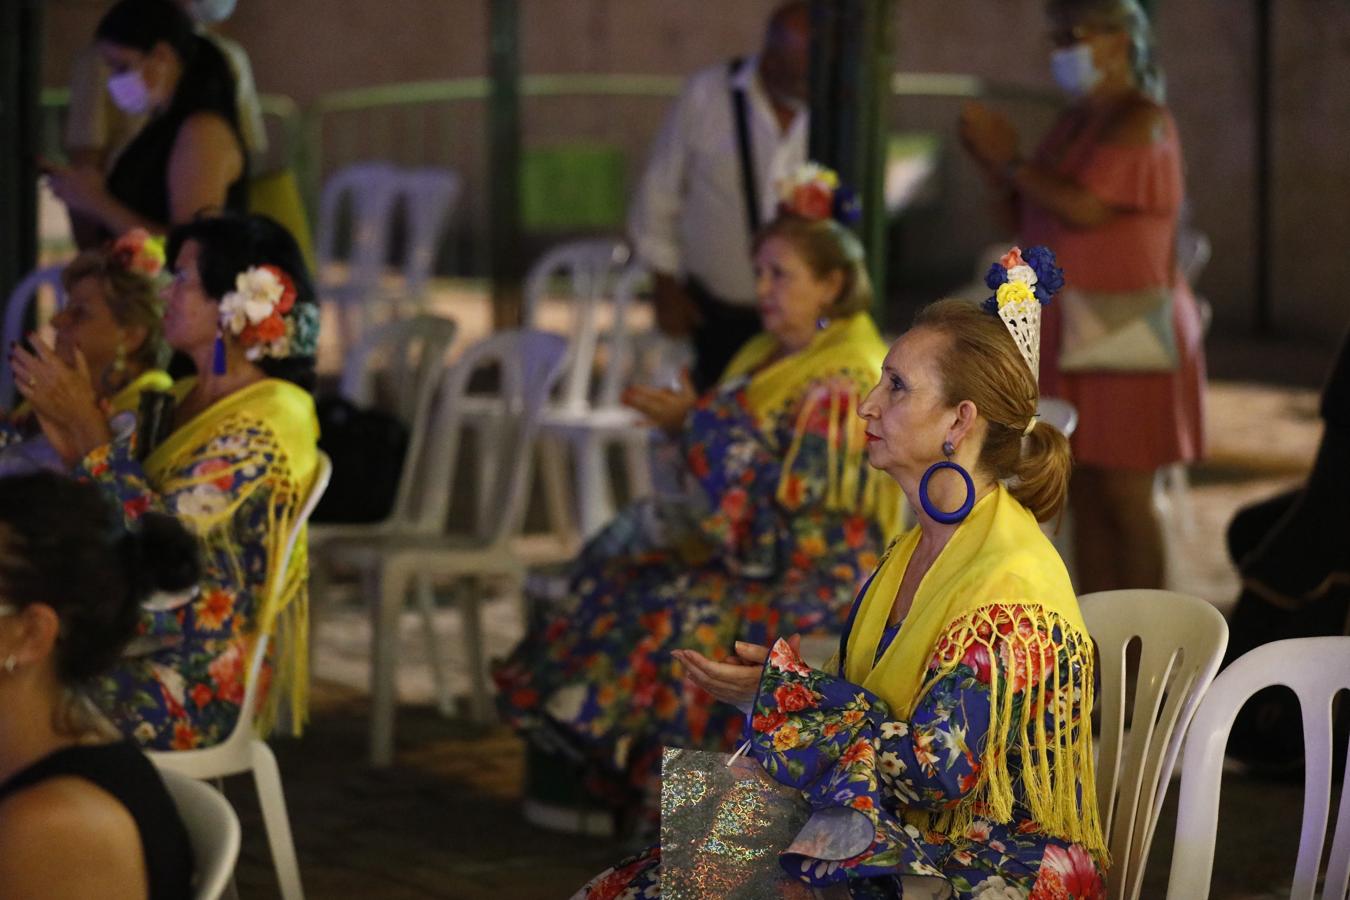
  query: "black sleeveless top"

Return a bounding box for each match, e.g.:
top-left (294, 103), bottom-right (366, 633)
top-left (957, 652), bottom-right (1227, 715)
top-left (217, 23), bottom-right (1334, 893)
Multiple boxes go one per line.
top-left (103, 35), bottom-right (248, 241)
top-left (0, 741), bottom-right (194, 900)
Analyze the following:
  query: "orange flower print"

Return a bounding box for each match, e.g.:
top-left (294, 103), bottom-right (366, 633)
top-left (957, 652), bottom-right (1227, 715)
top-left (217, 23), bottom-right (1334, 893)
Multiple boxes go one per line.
top-left (773, 724), bottom-right (801, 751)
top-left (209, 642), bottom-right (245, 705)
top-left (171, 721), bottom-right (200, 750)
top-left (773, 683), bottom-right (819, 713)
top-left (193, 457), bottom-right (234, 491)
top-left (194, 589), bottom-right (232, 631)
top-left (1029, 844), bottom-right (1103, 899)
top-left (190, 683), bottom-right (214, 709)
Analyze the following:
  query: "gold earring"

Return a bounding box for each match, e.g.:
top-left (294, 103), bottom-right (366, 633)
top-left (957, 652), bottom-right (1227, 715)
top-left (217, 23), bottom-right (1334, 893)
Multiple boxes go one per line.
top-left (113, 343), bottom-right (127, 375)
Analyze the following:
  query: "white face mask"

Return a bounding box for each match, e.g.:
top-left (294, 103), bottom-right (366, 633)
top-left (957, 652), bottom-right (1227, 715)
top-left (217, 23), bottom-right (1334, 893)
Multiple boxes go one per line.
top-left (185, 0), bottom-right (237, 25)
top-left (1050, 42), bottom-right (1103, 98)
top-left (107, 69), bottom-right (152, 115)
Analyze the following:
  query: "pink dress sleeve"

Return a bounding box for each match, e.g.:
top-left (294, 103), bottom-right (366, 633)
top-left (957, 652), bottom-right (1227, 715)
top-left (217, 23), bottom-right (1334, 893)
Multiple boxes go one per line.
top-left (1078, 123), bottom-right (1184, 215)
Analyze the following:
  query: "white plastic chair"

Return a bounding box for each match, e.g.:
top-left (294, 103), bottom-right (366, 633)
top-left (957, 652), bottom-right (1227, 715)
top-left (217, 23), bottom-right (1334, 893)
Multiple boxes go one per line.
top-left (1166, 636), bottom-right (1350, 900)
top-left (159, 769), bottom-right (242, 900)
top-left (0, 265), bottom-right (67, 406)
top-left (314, 162), bottom-right (402, 350)
top-left (1078, 589), bottom-right (1229, 900)
top-left (310, 314), bottom-right (458, 710)
top-left (393, 167), bottom-right (462, 307)
top-left (322, 330), bottom-right (568, 766)
top-left (1038, 396), bottom-right (1079, 438)
top-left (519, 242), bottom-right (661, 540)
top-left (150, 451), bottom-right (333, 900)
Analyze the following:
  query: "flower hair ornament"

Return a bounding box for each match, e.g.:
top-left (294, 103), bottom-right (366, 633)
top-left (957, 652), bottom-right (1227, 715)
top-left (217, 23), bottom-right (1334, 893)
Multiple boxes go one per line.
top-left (775, 162), bottom-right (862, 226)
top-left (109, 228), bottom-right (167, 279)
top-left (214, 265), bottom-right (319, 374)
top-left (981, 245), bottom-right (1064, 384)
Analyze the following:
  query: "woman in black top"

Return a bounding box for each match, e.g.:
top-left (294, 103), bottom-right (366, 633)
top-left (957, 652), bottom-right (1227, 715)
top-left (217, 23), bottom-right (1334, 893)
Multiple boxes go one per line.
top-left (49, 0), bottom-right (247, 242)
top-left (0, 473), bottom-right (200, 899)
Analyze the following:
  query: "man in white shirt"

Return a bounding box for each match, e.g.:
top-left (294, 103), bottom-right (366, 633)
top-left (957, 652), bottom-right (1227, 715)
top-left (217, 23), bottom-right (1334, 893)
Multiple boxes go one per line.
top-left (628, 1), bottom-right (811, 390)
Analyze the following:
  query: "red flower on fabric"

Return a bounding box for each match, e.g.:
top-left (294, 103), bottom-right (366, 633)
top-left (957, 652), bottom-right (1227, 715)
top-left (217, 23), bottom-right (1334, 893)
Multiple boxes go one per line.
top-left (720, 487), bottom-right (748, 519)
top-left (961, 643), bottom-right (993, 683)
top-left (171, 722), bottom-right (199, 750)
top-left (688, 444), bottom-right (710, 479)
top-left (843, 515), bottom-right (867, 549)
top-left (122, 495), bottom-right (150, 519)
top-left (773, 683), bottom-right (819, 712)
top-left (209, 643), bottom-right (245, 705)
top-left (1029, 844), bottom-right (1104, 900)
top-left (839, 738), bottom-right (874, 767)
top-left (752, 710), bottom-right (788, 733)
top-left (194, 457), bottom-right (234, 491)
top-left (191, 683), bottom-right (214, 709)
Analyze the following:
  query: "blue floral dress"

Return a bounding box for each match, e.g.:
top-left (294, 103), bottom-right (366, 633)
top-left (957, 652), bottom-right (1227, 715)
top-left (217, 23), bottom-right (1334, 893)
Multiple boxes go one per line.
top-left (496, 364), bottom-right (897, 811)
top-left (576, 605), bottom-right (1106, 899)
top-left (80, 378), bottom-right (318, 751)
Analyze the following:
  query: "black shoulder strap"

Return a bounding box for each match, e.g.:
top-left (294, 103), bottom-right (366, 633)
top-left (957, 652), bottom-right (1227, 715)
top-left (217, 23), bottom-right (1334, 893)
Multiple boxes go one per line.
top-left (728, 56), bottom-right (761, 237)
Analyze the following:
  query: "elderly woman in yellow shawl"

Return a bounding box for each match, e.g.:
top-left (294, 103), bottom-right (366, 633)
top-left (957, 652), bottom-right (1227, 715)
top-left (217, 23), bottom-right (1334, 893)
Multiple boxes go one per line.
top-left (10, 212), bottom-right (320, 750)
top-left (496, 164), bottom-right (903, 825)
top-left (583, 248), bottom-right (1107, 899)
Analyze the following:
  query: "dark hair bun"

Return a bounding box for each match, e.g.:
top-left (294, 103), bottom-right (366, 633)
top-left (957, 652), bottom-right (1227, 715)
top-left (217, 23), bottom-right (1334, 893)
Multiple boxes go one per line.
top-left (123, 511), bottom-right (202, 601)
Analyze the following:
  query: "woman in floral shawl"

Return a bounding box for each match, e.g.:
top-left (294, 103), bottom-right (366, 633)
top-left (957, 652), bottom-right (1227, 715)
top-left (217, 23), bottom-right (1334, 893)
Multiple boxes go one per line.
top-left (11, 212), bottom-right (321, 750)
top-left (496, 169), bottom-right (905, 824)
top-left (582, 259), bottom-right (1108, 898)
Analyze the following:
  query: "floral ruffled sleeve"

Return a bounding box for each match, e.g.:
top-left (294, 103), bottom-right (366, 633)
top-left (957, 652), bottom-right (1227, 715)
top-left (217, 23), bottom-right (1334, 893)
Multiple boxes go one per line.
top-left (682, 374), bottom-right (873, 577)
top-left (745, 610), bottom-right (1085, 885)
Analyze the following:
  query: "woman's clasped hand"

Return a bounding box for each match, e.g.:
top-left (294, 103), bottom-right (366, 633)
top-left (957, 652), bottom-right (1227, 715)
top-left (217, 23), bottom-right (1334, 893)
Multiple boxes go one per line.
top-left (11, 335), bottom-right (112, 465)
top-left (673, 635), bottom-right (802, 711)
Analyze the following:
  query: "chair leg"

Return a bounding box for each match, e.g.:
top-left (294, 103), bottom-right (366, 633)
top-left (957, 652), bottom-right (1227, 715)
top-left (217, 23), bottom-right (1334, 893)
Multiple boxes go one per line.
top-left (414, 572), bottom-right (455, 717)
top-left (622, 432), bottom-right (654, 501)
top-left (454, 580), bottom-right (491, 724)
top-left (574, 432), bottom-right (614, 540)
top-left (369, 562), bottom-right (408, 768)
top-left (250, 740), bottom-right (305, 900)
top-left (538, 435), bottom-right (580, 551)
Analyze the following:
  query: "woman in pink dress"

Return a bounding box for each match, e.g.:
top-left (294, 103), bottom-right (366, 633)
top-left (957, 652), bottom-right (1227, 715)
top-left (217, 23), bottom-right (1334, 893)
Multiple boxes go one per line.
top-left (960, 0), bottom-right (1204, 592)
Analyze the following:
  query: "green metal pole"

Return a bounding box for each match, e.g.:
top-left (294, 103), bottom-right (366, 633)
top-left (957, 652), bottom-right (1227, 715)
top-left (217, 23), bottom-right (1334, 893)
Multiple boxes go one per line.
top-left (487, 0), bottom-right (523, 328)
top-left (807, 0), bottom-right (894, 324)
top-left (0, 0), bottom-right (42, 300)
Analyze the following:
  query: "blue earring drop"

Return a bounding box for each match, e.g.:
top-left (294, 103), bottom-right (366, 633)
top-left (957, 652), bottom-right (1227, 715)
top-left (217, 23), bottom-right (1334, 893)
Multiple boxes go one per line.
top-left (212, 332), bottom-right (227, 375)
top-left (918, 440), bottom-right (975, 525)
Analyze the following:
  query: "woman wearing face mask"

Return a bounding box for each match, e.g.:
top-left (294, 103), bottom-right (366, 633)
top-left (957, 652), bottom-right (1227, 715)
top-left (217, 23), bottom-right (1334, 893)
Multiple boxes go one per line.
top-left (958, 0), bottom-right (1205, 595)
top-left (48, 0), bottom-right (247, 244)
top-left (495, 164), bottom-right (903, 831)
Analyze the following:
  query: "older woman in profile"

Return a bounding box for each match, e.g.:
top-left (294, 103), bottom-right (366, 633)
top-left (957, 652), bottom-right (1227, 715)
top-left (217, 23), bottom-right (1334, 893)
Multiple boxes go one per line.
top-left (496, 166), bottom-right (904, 825)
top-left (0, 229), bottom-right (171, 475)
top-left (582, 250), bottom-right (1107, 899)
top-left (960, 0), bottom-right (1205, 594)
top-left (0, 473), bottom-right (199, 900)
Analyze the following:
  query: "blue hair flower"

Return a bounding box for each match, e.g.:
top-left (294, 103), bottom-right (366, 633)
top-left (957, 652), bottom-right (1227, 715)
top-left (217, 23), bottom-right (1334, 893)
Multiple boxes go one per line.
top-left (984, 262), bottom-right (1008, 291)
top-left (832, 186), bottom-right (862, 226)
top-left (1022, 245), bottom-right (1064, 302)
top-left (981, 296), bottom-right (1000, 315)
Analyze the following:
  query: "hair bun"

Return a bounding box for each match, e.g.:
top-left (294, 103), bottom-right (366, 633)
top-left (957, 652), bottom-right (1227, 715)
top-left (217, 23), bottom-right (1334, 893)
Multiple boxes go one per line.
top-left (121, 512), bottom-right (201, 603)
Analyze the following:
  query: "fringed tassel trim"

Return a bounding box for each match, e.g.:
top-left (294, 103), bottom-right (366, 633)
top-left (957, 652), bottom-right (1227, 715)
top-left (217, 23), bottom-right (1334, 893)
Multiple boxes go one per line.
top-left (904, 604), bottom-right (1108, 866)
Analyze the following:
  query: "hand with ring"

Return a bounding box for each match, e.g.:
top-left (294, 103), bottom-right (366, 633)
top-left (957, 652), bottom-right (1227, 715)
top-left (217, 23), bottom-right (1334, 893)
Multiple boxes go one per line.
top-left (10, 334), bottom-right (112, 466)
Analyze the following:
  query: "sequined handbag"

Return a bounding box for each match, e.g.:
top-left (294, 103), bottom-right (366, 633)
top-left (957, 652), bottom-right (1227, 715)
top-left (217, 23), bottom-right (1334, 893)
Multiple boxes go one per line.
top-left (660, 747), bottom-right (850, 900)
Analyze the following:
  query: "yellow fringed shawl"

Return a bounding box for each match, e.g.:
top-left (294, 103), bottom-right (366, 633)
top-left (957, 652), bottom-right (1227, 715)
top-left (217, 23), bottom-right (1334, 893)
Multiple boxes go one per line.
top-left (720, 314), bottom-right (905, 538)
top-left (845, 485), bottom-right (1107, 862)
top-left (146, 377), bottom-right (319, 736)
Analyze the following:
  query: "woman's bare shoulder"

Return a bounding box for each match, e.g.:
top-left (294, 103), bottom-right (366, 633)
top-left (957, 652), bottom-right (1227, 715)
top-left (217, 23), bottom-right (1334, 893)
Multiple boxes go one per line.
top-left (1102, 97), bottom-right (1171, 148)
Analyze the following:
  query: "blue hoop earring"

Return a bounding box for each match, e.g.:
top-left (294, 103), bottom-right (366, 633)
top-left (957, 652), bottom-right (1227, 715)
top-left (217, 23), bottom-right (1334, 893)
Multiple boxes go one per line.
top-left (919, 444), bottom-right (975, 525)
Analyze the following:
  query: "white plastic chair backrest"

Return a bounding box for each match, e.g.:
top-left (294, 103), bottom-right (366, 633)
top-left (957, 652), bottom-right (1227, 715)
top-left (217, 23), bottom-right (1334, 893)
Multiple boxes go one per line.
top-left (1, 265), bottom-right (67, 404)
top-left (1038, 397), bottom-right (1079, 439)
top-left (405, 329), bottom-right (568, 543)
top-left (1166, 636), bottom-right (1350, 900)
top-left (159, 770), bottom-right (241, 900)
top-left (592, 262), bottom-right (651, 408)
top-left (315, 162), bottom-right (401, 290)
top-left (393, 167), bottom-right (462, 299)
top-left (522, 239), bottom-right (629, 412)
top-left (338, 313), bottom-right (457, 425)
top-left (1078, 590), bottom-right (1229, 900)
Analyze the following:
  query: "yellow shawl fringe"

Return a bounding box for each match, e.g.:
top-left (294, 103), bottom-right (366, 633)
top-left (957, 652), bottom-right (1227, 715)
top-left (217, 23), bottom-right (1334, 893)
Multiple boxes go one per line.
top-left (720, 314), bottom-right (905, 537)
top-left (146, 377), bottom-right (319, 737)
top-left (845, 486), bottom-right (1107, 863)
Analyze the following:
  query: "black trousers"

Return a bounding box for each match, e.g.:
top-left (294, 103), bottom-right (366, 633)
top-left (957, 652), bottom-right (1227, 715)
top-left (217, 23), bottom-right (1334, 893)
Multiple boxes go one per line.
top-left (685, 278), bottom-right (761, 393)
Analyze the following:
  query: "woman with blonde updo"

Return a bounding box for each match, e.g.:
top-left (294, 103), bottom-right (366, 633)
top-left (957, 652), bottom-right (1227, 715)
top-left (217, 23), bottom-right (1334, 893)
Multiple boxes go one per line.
top-left (587, 249), bottom-right (1107, 899)
top-left (496, 165), bottom-right (904, 828)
